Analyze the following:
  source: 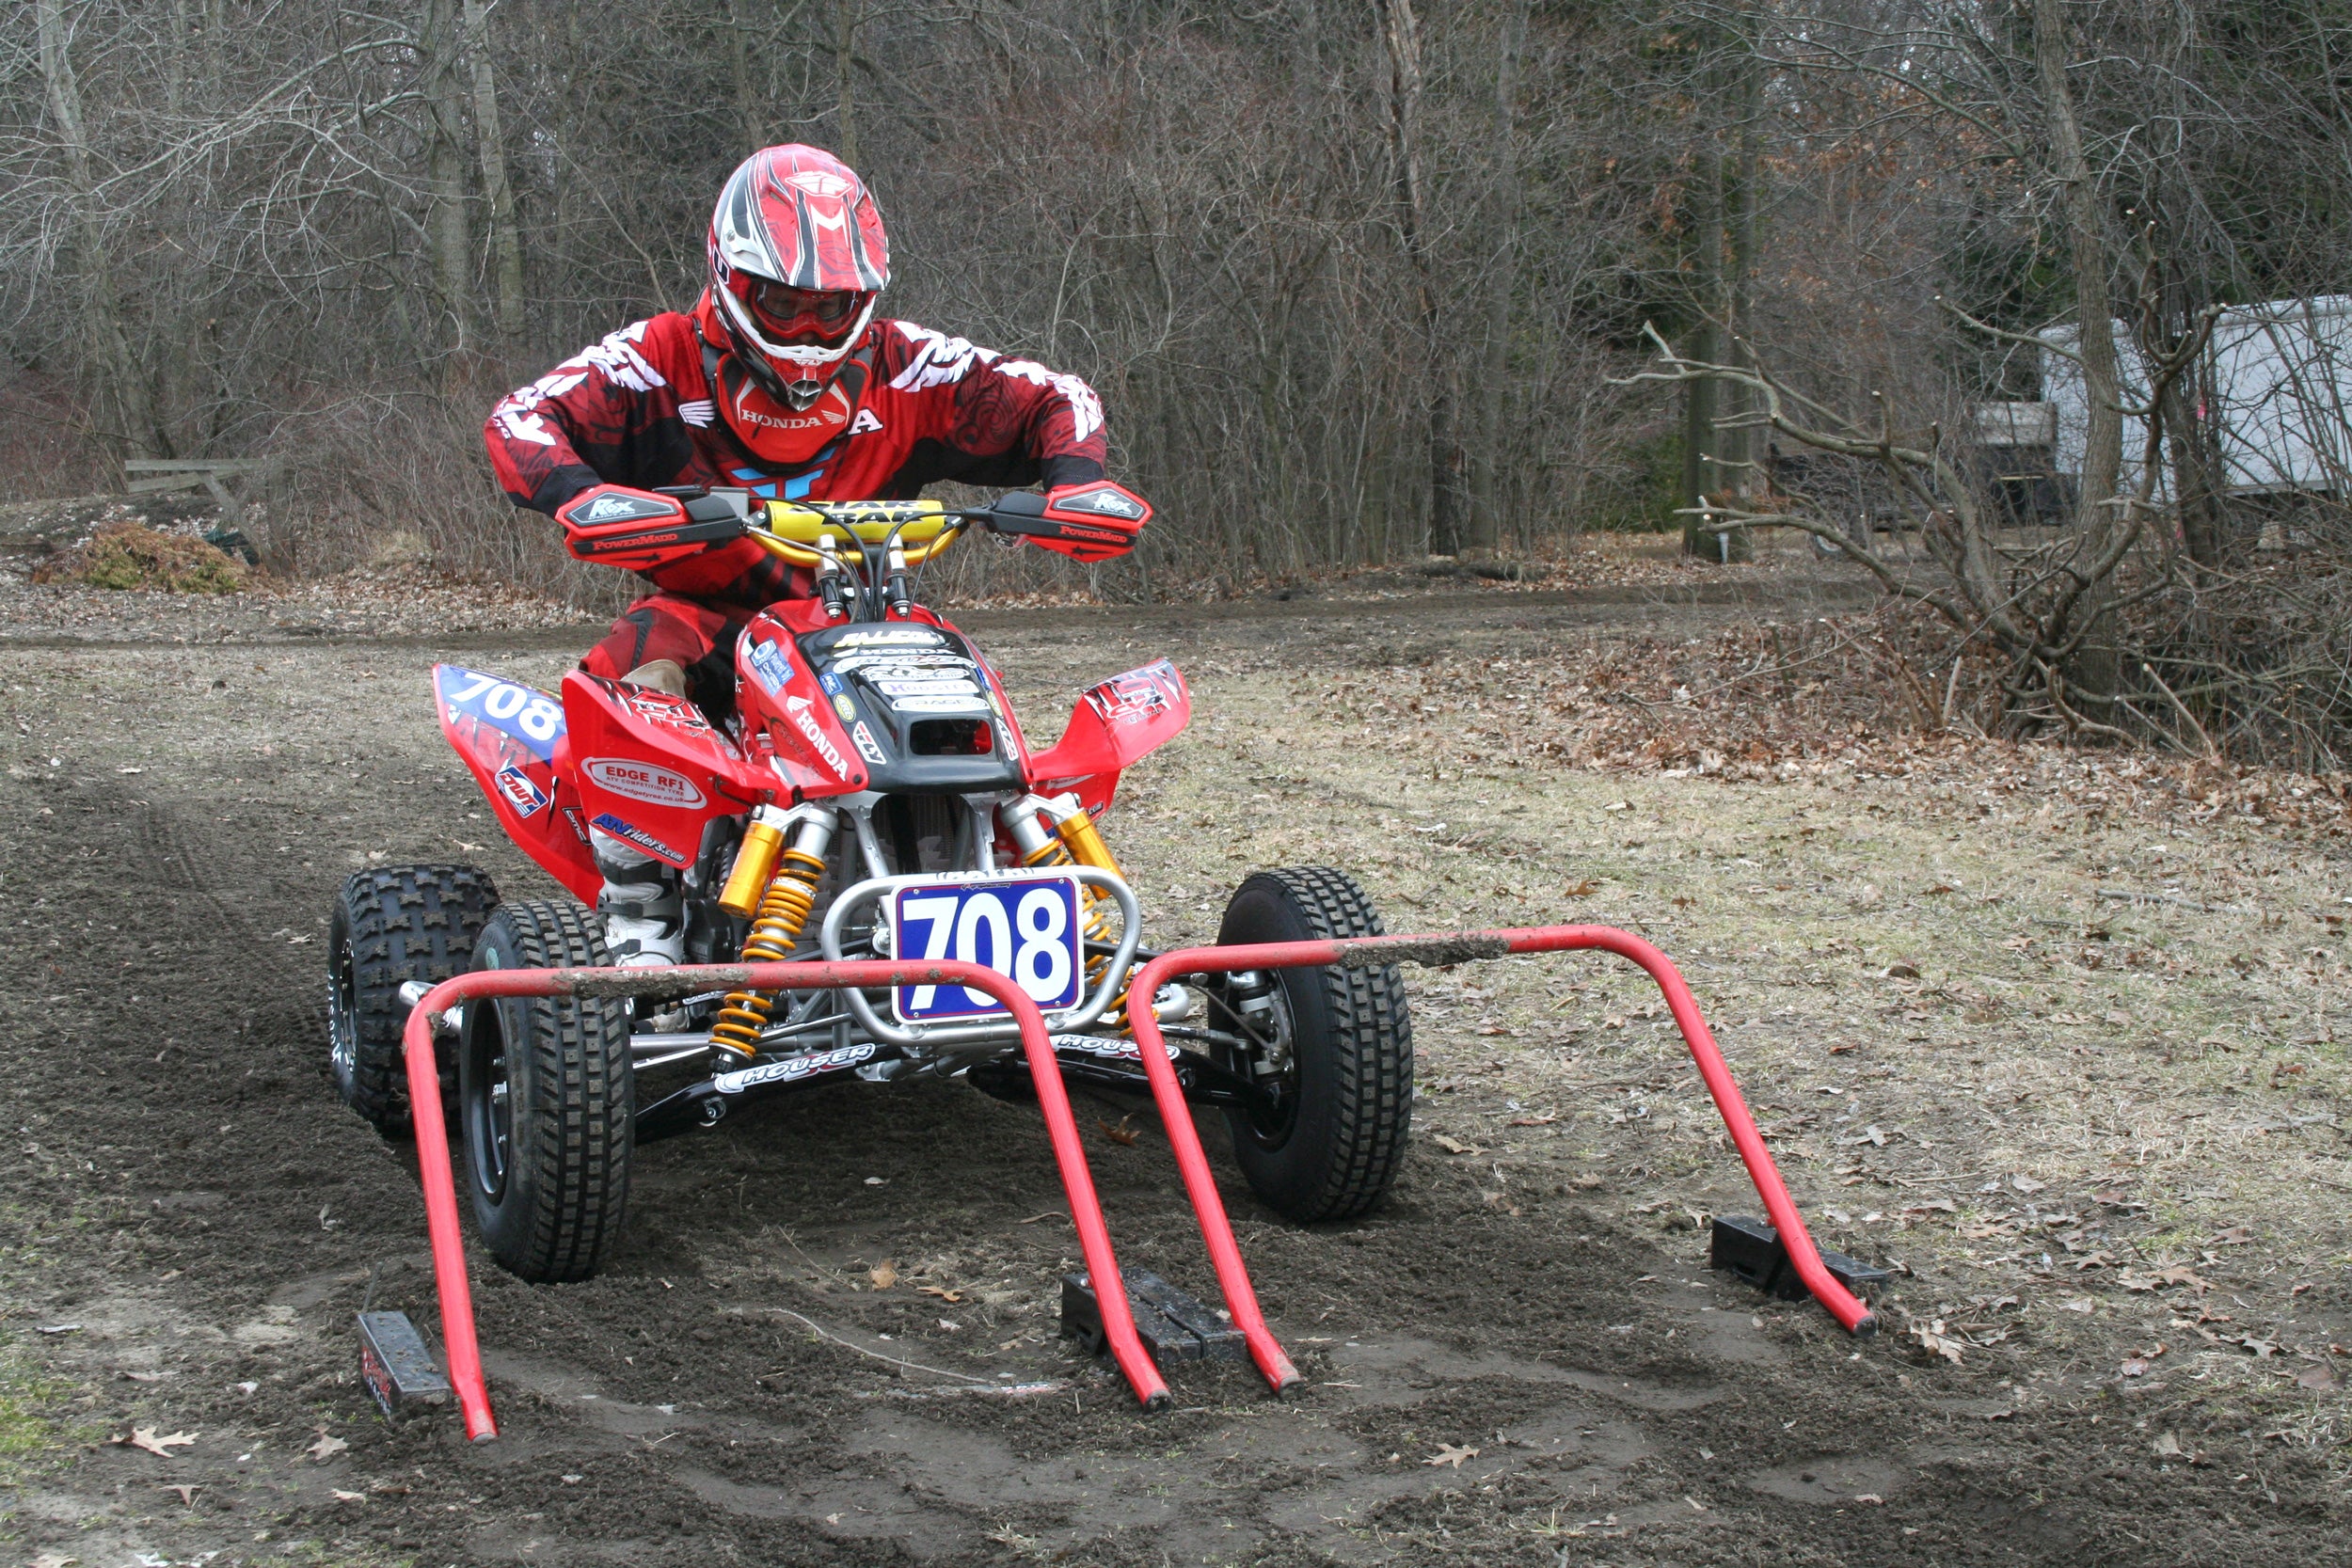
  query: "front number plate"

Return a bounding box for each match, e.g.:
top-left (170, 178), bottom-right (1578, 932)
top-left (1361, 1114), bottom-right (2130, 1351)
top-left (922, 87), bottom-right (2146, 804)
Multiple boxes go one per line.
top-left (889, 874), bottom-right (1087, 1022)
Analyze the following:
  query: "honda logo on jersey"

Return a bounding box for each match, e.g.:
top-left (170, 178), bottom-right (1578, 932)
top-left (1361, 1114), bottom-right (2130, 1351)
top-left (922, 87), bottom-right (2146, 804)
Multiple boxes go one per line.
top-left (724, 372), bottom-right (853, 466)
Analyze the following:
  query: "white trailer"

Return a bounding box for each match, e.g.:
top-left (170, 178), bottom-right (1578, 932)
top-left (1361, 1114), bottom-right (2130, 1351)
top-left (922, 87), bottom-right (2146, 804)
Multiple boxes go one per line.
top-left (2041, 294), bottom-right (2352, 497)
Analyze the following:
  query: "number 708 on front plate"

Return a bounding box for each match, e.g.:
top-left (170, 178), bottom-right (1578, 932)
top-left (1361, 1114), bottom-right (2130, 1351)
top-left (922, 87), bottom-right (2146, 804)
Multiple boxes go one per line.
top-left (887, 874), bottom-right (1087, 1022)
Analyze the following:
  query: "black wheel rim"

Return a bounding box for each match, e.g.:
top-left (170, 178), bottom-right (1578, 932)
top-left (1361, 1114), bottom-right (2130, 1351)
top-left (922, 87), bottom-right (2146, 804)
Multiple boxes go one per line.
top-left (1219, 978), bottom-right (1301, 1146)
top-left (466, 1004), bottom-right (515, 1202)
top-left (327, 934), bottom-right (358, 1086)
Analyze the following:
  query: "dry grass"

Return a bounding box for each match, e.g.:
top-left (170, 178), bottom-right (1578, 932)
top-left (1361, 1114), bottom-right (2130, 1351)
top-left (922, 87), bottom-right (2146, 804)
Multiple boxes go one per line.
top-left (1022, 620), bottom-right (2352, 1424)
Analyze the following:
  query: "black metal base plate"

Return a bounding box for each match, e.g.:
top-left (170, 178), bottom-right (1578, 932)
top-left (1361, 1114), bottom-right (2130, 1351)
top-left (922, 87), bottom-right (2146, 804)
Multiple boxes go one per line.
top-left (1709, 1214), bottom-right (1890, 1302)
top-left (1060, 1269), bottom-right (1247, 1366)
top-left (358, 1310), bottom-right (451, 1418)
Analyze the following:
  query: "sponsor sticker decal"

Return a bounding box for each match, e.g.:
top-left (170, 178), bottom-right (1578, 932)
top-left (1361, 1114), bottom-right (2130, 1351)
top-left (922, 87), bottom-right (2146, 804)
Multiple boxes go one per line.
top-left (783, 694), bottom-right (850, 776)
top-left (746, 638), bottom-right (794, 695)
top-left (850, 721), bottom-right (887, 765)
top-left (834, 626), bottom-right (945, 647)
top-left (875, 678), bottom-right (981, 698)
top-left (583, 757), bottom-right (706, 810)
top-left (714, 1042), bottom-right (875, 1094)
top-left (492, 764), bottom-right (549, 818)
top-left (831, 693), bottom-right (857, 721)
top-left (1049, 1034), bottom-right (1182, 1062)
top-left (889, 692), bottom-right (991, 714)
top-left (818, 670), bottom-right (845, 695)
top-left (588, 812), bottom-right (683, 863)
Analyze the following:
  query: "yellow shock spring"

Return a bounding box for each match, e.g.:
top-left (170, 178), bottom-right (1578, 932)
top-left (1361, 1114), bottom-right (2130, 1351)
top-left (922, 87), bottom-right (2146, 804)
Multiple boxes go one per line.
top-left (707, 847), bottom-right (828, 1058)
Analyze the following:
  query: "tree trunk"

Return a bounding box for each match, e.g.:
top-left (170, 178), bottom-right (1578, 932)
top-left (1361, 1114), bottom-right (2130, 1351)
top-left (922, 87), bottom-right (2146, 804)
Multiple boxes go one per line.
top-left (420, 0), bottom-right (475, 358)
top-left (37, 0), bottom-right (166, 457)
top-left (1679, 101), bottom-right (1724, 558)
top-left (1466, 0), bottom-right (1529, 558)
top-left (2034, 0), bottom-right (2123, 697)
top-left (1715, 43), bottom-right (1759, 561)
top-left (463, 0), bottom-right (526, 343)
top-left (727, 0), bottom-right (763, 150)
top-left (834, 0), bottom-right (860, 164)
top-left (1381, 0), bottom-right (1466, 557)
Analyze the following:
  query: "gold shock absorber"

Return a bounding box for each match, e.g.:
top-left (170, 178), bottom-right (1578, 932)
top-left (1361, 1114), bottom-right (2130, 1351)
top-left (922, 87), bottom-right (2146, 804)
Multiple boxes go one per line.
top-left (708, 812), bottom-right (834, 1059)
top-left (1006, 796), bottom-right (1129, 1017)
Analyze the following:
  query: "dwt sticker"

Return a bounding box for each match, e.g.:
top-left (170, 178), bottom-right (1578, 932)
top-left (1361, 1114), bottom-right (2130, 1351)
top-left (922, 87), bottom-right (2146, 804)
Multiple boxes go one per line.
top-left (492, 764), bottom-right (549, 818)
top-left (582, 757), bottom-right (706, 810)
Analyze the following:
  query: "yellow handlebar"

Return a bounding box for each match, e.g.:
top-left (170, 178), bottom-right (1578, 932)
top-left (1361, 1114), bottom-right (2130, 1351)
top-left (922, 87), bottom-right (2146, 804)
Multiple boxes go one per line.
top-left (747, 499), bottom-right (964, 567)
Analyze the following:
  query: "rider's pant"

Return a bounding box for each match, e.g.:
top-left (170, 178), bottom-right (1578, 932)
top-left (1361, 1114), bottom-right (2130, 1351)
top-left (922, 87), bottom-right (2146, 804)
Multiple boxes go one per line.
top-left (580, 592), bottom-right (764, 723)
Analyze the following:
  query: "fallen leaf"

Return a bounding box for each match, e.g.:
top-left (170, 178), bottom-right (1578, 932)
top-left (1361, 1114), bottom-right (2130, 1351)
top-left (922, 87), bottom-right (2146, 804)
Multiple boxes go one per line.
top-left (1912, 1321), bottom-right (1965, 1365)
top-left (2237, 1337), bottom-right (2279, 1358)
top-left (867, 1261), bottom-right (898, 1291)
top-left (307, 1431), bottom-right (348, 1463)
top-left (2296, 1364), bottom-right (2338, 1391)
top-left (1431, 1134), bottom-right (1476, 1155)
top-left (2010, 1175), bottom-right (2047, 1194)
top-left (332, 1489), bottom-right (366, 1502)
top-left (124, 1427), bottom-right (198, 1458)
top-left (1098, 1114), bottom-right (1142, 1147)
top-left (1851, 1493), bottom-right (1884, 1504)
top-left (164, 1484), bottom-right (199, 1506)
top-left (2121, 1359), bottom-right (2150, 1377)
top-left (2206, 1226), bottom-right (2253, 1247)
top-left (916, 1286), bottom-right (964, 1304)
top-left (1507, 1114), bottom-right (1558, 1127)
top-left (2151, 1432), bottom-right (2185, 1457)
top-left (1565, 879), bottom-right (1598, 896)
top-left (1423, 1444), bottom-right (1480, 1468)
top-left (30, 1555), bottom-right (78, 1568)
top-left (2059, 1298), bottom-right (2095, 1313)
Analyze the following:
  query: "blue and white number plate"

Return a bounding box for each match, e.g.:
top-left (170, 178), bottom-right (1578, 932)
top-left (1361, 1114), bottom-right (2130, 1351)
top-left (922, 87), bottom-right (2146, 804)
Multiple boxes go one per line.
top-left (889, 873), bottom-right (1087, 1023)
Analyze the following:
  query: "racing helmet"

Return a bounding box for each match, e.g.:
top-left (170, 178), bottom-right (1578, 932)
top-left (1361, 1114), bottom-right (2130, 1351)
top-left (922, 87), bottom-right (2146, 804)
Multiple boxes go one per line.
top-left (706, 145), bottom-right (890, 411)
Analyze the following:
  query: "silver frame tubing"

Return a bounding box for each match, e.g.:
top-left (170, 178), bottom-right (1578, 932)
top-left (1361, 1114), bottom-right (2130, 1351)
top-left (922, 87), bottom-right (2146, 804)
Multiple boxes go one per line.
top-left (816, 866), bottom-right (1143, 1054)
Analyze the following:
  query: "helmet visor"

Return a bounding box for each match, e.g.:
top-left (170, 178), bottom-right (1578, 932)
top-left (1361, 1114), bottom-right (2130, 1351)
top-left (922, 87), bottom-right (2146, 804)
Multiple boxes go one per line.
top-left (742, 278), bottom-right (867, 345)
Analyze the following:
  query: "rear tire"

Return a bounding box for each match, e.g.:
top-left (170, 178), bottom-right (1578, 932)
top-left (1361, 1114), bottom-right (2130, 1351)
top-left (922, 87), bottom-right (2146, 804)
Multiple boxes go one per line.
top-left (1214, 867), bottom-right (1412, 1223)
top-left (461, 901), bottom-right (634, 1283)
top-left (327, 865), bottom-right (500, 1136)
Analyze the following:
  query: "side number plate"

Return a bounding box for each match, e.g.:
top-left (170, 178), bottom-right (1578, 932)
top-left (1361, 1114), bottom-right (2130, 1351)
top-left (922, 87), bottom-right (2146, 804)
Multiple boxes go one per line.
top-left (889, 874), bottom-right (1086, 1022)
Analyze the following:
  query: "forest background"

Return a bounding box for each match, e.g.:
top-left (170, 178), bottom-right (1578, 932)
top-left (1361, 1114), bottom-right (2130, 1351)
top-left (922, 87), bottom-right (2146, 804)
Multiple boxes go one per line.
top-left (6, 0), bottom-right (2351, 764)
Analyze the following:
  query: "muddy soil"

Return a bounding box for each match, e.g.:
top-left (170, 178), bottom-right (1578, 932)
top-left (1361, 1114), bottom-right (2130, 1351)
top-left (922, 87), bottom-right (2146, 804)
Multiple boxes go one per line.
top-left (1, 576), bottom-right (2346, 1567)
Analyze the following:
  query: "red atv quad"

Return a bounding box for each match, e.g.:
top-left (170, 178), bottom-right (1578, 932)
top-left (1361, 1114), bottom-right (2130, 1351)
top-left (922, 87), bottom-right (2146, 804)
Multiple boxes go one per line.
top-left (326, 487), bottom-right (1412, 1283)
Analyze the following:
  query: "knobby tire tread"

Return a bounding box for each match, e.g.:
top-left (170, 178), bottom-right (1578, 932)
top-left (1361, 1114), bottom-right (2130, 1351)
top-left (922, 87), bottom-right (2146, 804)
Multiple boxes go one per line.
top-left (481, 900), bottom-right (633, 1284)
top-left (334, 864), bottom-right (499, 1135)
top-left (1224, 866), bottom-right (1412, 1224)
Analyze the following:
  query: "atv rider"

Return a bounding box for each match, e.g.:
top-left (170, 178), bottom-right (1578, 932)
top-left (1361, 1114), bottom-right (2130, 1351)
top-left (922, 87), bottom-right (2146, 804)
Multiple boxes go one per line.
top-left (485, 143), bottom-right (1140, 970)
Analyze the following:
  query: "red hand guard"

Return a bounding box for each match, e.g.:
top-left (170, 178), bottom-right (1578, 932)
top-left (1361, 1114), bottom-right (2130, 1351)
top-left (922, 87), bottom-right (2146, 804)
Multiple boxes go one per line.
top-left (556, 485), bottom-right (744, 572)
top-left (1027, 482), bottom-right (1152, 563)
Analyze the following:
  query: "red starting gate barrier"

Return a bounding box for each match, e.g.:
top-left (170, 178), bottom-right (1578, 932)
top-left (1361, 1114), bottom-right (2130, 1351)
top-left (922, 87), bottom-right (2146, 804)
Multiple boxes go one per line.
top-left (398, 926), bottom-right (1872, 1442)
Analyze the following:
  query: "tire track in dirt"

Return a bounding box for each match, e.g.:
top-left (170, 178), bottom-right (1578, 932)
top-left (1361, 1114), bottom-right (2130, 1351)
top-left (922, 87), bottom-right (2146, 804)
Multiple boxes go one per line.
top-left (3, 635), bottom-right (2336, 1566)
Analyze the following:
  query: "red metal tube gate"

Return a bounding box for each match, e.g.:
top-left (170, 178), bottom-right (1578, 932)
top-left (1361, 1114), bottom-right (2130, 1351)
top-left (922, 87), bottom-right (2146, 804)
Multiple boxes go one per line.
top-left (1118, 925), bottom-right (1878, 1397)
top-left (397, 925), bottom-right (1873, 1440)
top-left (400, 958), bottom-right (1171, 1441)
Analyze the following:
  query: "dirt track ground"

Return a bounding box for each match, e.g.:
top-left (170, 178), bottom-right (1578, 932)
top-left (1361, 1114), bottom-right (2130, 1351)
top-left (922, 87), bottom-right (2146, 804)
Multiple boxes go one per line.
top-left (3, 574), bottom-right (2350, 1567)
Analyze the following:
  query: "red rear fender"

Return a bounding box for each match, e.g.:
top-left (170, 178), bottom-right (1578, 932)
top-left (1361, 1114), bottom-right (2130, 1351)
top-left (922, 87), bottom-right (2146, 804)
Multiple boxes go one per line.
top-left (433, 664), bottom-right (600, 902)
top-left (1025, 658), bottom-right (1189, 804)
top-left (559, 673), bottom-right (769, 868)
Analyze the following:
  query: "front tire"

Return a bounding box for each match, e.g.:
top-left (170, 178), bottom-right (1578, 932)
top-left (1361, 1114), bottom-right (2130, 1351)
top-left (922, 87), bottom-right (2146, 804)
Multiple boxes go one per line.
top-left (327, 864), bottom-right (500, 1136)
top-left (461, 901), bottom-right (634, 1283)
top-left (1214, 867), bottom-right (1412, 1223)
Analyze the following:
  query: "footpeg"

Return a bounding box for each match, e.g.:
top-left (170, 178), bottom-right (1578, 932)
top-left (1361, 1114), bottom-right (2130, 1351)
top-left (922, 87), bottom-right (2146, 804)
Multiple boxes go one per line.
top-left (358, 1310), bottom-right (452, 1418)
top-left (1709, 1215), bottom-right (1889, 1301)
top-left (1061, 1269), bottom-right (1246, 1367)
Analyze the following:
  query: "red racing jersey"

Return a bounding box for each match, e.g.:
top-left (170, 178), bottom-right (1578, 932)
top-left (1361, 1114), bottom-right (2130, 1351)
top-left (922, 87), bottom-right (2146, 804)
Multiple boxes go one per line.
top-left (485, 297), bottom-right (1108, 606)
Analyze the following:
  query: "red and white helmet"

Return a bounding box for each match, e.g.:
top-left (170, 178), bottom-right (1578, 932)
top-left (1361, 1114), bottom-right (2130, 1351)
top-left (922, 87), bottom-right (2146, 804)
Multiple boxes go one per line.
top-left (706, 145), bottom-right (890, 410)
